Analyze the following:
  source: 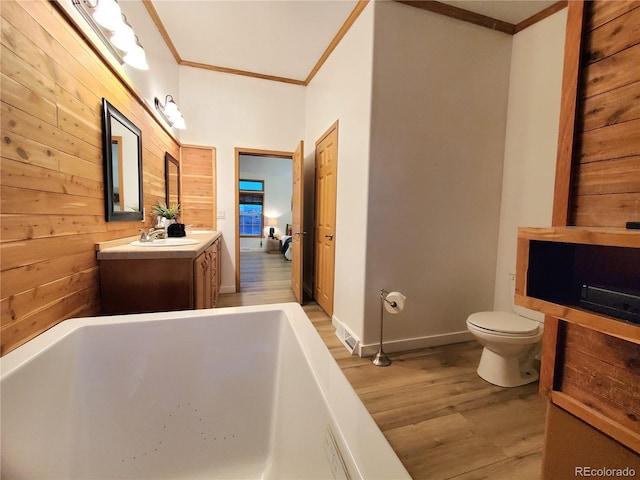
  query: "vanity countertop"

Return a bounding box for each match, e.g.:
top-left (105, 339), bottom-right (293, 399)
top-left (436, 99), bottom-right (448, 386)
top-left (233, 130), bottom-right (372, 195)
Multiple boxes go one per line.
top-left (96, 231), bottom-right (222, 260)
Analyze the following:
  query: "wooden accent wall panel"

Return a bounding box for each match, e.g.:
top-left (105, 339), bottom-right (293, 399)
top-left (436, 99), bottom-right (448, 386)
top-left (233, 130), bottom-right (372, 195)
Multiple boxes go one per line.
top-left (181, 145), bottom-right (216, 229)
top-left (542, 404), bottom-right (640, 480)
top-left (0, 0), bottom-right (180, 355)
top-left (559, 322), bottom-right (640, 448)
top-left (570, 1), bottom-right (640, 227)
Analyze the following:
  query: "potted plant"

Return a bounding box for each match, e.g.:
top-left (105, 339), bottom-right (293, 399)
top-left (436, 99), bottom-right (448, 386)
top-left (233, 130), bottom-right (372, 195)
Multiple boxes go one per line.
top-left (151, 202), bottom-right (180, 228)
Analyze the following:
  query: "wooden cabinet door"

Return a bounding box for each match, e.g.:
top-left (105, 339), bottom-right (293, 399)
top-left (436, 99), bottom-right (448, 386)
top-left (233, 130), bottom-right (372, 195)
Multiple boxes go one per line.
top-left (210, 242), bottom-right (219, 306)
top-left (194, 250), bottom-right (210, 309)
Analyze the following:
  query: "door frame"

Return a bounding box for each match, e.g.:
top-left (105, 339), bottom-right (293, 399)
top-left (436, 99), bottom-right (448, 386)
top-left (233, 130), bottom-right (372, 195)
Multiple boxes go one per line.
top-left (234, 147), bottom-right (294, 292)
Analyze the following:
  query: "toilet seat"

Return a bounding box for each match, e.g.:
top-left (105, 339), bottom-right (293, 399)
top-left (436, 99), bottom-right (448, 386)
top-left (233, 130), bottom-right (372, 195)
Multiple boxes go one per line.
top-left (467, 312), bottom-right (539, 337)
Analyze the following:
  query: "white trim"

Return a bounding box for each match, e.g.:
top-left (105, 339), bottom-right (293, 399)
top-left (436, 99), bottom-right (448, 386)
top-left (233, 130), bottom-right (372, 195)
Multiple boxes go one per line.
top-left (219, 285), bottom-right (236, 294)
top-left (359, 330), bottom-right (474, 357)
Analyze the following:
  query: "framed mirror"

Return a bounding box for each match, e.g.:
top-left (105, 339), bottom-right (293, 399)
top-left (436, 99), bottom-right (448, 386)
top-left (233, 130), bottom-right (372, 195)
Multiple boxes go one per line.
top-left (102, 98), bottom-right (143, 222)
top-left (165, 152), bottom-right (180, 207)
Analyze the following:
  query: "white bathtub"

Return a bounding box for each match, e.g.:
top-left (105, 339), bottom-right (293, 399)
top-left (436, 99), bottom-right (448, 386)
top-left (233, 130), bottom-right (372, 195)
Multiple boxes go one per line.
top-left (1, 303), bottom-right (410, 479)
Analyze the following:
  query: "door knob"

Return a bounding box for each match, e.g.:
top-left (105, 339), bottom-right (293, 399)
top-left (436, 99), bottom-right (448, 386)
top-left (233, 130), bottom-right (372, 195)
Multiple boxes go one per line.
top-left (295, 231), bottom-right (307, 237)
top-left (325, 233), bottom-right (334, 240)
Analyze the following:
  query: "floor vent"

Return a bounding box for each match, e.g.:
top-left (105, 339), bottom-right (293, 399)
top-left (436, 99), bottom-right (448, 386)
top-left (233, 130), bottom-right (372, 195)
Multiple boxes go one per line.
top-left (336, 324), bottom-right (359, 355)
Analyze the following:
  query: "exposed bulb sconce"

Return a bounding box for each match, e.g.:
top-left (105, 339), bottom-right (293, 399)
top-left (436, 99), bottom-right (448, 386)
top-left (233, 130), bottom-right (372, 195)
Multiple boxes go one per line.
top-left (72, 0), bottom-right (149, 70)
top-left (155, 95), bottom-right (186, 130)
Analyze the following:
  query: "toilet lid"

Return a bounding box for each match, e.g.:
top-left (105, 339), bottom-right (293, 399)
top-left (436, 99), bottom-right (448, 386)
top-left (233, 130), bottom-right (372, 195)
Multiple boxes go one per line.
top-left (467, 312), bottom-right (539, 335)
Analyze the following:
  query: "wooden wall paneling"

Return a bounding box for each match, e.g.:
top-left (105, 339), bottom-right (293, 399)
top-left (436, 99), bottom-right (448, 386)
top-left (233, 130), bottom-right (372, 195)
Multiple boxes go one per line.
top-left (584, 5), bottom-right (640, 63)
top-left (181, 146), bottom-right (216, 228)
top-left (0, 0), bottom-right (181, 355)
top-left (586, 0), bottom-right (640, 31)
top-left (581, 82), bottom-right (640, 132)
top-left (1, 281), bottom-right (101, 353)
top-left (550, 324), bottom-right (640, 453)
top-left (572, 193), bottom-right (640, 227)
top-left (542, 404), bottom-right (640, 480)
top-left (574, 156), bottom-right (640, 196)
top-left (560, 324), bottom-right (640, 436)
top-left (1, 267), bottom-right (99, 328)
top-left (538, 316), bottom-right (561, 397)
top-left (569, 1), bottom-right (640, 228)
top-left (579, 119), bottom-right (640, 164)
top-left (582, 44), bottom-right (640, 99)
top-left (552, 0), bottom-right (585, 226)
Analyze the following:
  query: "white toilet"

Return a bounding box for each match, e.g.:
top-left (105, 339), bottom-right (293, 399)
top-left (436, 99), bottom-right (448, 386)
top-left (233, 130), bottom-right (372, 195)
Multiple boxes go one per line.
top-left (467, 312), bottom-right (542, 387)
top-left (466, 276), bottom-right (544, 388)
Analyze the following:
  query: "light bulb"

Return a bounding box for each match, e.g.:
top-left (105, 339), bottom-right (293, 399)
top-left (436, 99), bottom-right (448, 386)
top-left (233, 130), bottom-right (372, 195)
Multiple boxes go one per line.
top-left (163, 98), bottom-right (179, 118)
top-left (172, 115), bottom-right (186, 130)
top-left (92, 0), bottom-right (123, 31)
top-left (123, 43), bottom-right (149, 70)
top-left (110, 23), bottom-right (135, 52)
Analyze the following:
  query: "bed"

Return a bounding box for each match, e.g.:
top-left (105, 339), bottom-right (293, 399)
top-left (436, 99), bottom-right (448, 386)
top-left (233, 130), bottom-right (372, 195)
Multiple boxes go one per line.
top-left (281, 224), bottom-right (293, 260)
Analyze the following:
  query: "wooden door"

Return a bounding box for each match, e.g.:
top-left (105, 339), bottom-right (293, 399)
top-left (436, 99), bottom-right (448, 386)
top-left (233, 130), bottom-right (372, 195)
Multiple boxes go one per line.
top-left (314, 123), bottom-right (338, 315)
top-left (291, 141), bottom-right (304, 303)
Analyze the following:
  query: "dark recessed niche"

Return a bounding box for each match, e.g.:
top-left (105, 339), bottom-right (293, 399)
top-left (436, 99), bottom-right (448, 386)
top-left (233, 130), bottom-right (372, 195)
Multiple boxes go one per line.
top-left (527, 241), bottom-right (640, 324)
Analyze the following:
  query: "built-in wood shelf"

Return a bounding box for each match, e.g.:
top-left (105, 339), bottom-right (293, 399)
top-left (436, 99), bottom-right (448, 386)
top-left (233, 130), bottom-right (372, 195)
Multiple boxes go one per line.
top-left (516, 227), bottom-right (640, 344)
top-left (515, 226), bottom-right (640, 454)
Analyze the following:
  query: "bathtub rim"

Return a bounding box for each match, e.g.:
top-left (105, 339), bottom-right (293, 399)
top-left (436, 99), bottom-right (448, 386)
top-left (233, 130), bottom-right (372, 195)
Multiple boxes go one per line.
top-left (1, 302), bottom-right (410, 480)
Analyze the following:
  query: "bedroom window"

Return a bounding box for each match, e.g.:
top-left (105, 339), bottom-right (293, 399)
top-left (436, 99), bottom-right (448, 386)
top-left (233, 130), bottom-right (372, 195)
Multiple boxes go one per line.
top-left (239, 179), bottom-right (264, 237)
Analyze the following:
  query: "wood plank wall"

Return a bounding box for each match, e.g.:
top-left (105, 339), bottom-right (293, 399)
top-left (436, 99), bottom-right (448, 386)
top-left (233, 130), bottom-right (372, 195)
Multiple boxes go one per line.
top-left (571, 1), bottom-right (640, 227)
top-left (181, 145), bottom-right (217, 229)
top-left (0, 0), bottom-right (180, 355)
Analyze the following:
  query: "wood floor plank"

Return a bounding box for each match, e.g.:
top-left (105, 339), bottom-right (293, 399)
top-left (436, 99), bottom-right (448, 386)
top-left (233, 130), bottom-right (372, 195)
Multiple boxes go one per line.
top-left (217, 251), bottom-right (545, 479)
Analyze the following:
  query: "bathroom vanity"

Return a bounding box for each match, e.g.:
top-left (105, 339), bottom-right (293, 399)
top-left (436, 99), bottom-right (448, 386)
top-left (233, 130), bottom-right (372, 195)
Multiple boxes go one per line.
top-left (96, 231), bottom-right (222, 314)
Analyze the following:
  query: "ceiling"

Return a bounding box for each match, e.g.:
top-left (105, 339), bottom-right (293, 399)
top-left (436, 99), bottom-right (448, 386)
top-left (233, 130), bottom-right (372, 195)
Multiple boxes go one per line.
top-left (143, 0), bottom-right (559, 84)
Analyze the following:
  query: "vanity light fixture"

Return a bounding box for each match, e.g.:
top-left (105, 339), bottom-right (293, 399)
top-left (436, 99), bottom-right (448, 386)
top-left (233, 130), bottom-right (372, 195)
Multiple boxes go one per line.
top-left (155, 95), bottom-right (186, 130)
top-left (72, 0), bottom-right (149, 70)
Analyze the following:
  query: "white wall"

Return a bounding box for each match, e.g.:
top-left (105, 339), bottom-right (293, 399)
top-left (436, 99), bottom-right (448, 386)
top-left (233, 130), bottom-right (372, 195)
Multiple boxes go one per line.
top-left (179, 68), bottom-right (305, 292)
top-left (118, 1), bottom-right (181, 137)
top-left (239, 155), bottom-right (293, 251)
top-left (362, 1), bottom-right (512, 351)
top-left (304, 2), bottom-right (375, 336)
top-left (493, 9), bottom-right (567, 313)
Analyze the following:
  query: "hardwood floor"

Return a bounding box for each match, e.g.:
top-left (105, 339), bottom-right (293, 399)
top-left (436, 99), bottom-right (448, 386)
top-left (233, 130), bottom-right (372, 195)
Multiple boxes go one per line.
top-left (216, 250), bottom-right (296, 307)
top-left (218, 251), bottom-right (546, 479)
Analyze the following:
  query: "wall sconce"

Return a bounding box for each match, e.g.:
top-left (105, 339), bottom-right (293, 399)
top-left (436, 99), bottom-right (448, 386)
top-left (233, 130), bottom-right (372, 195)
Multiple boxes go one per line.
top-left (72, 0), bottom-right (149, 70)
top-left (154, 95), bottom-right (186, 130)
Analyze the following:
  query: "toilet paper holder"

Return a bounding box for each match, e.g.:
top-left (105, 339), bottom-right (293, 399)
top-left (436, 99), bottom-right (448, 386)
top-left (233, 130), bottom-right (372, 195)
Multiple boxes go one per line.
top-left (372, 289), bottom-right (405, 367)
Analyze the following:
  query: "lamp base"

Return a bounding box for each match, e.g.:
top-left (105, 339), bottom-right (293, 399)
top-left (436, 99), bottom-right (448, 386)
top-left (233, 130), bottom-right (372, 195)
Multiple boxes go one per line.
top-left (372, 350), bottom-right (391, 367)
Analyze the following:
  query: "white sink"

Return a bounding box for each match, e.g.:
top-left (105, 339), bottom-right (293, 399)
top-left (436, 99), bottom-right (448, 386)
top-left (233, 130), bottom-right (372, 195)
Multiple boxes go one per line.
top-left (188, 230), bottom-right (215, 234)
top-left (130, 238), bottom-right (200, 247)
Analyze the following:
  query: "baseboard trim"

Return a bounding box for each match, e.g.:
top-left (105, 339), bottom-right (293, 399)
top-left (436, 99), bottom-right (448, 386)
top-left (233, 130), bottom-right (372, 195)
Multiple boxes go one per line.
top-left (330, 316), bottom-right (474, 358)
top-left (219, 285), bottom-right (236, 294)
top-left (359, 330), bottom-right (474, 357)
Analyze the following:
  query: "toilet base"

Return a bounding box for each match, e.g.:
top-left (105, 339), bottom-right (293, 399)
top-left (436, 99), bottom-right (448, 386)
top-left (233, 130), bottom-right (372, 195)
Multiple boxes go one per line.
top-left (477, 347), bottom-right (539, 388)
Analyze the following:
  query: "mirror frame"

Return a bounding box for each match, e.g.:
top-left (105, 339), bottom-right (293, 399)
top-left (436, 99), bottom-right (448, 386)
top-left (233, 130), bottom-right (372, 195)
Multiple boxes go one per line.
top-left (101, 98), bottom-right (144, 222)
top-left (164, 152), bottom-right (181, 207)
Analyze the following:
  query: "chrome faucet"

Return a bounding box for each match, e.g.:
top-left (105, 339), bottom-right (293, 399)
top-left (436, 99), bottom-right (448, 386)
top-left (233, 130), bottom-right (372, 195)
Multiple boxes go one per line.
top-left (139, 228), bottom-right (166, 242)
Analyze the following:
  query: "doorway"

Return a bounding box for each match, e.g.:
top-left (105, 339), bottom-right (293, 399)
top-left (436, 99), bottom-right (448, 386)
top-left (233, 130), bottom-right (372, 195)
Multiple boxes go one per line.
top-left (234, 148), bottom-right (293, 292)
